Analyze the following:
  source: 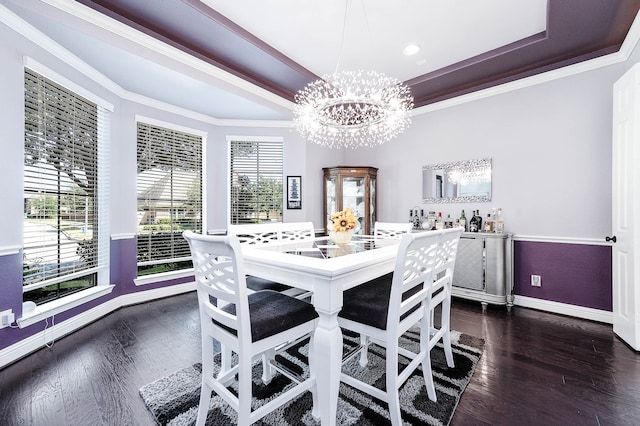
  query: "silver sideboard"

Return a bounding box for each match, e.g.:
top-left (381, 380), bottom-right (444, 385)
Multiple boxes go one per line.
top-left (452, 232), bottom-right (513, 311)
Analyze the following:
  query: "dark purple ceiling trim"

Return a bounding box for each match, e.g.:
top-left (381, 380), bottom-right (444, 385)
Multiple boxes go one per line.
top-left (410, 0), bottom-right (640, 107)
top-left (418, 45), bottom-right (623, 106)
top-left (181, 0), bottom-right (318, 82)
top-left (75, 0), bottom-right (314, 99)
top-left (75, 0), bottom-right (640, 109)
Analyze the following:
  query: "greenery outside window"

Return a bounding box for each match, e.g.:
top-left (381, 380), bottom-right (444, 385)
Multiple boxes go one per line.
top-left (229, 138), bottom-right (283, 224)
top-left (23, 68), bottom-right (110, 305)
top-left (136, 121), bottom-right (203, 276)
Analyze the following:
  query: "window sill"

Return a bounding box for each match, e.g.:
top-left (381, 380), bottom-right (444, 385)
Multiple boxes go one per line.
top-left (133, 268), bottom-right (194, 286)
top-left (18, 285), bottom-right (115, 328)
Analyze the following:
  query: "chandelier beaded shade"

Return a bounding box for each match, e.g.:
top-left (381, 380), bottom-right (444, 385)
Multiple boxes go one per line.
top-left (294, 69), bottom-right (413, 149)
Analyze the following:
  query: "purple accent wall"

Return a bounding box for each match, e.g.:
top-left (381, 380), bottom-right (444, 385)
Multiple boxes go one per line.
top-left (514, 241), bottom-right (612, 311)
top-left (1, 236), bottom-right (611, 357)
top-left (110, 236), bottom-right (194, 293)
top-left (111, 237), bottom-right (137, 295)
top-left (0, 251), bottom-right (24, 320)
top-left (0, 237), bottom-right (194, 352)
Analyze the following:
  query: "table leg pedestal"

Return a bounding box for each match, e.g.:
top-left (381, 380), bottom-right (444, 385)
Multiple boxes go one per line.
top-left (312, 310), bottom-right (342, 426)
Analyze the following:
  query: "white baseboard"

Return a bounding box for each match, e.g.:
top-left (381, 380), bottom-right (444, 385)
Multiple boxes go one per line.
top-left (514, 295), bottom-right (613, 324)
top-left (0, 281), bottom-right (196, 369)
top-left (1, 284), bottom-right (612, 369)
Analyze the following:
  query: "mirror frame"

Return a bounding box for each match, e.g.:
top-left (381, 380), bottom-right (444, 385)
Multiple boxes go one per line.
top-left (422, 158), bottom-right (492, 203)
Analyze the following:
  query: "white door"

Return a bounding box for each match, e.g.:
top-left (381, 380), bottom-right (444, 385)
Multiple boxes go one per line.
top-left (612, 64), bottom-right (640, 350)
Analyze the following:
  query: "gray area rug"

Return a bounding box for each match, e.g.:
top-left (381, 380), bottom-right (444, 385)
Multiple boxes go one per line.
top-left (140, 328), bottom-right (484, 426)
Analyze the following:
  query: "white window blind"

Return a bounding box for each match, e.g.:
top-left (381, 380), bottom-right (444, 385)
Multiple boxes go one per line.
top-left (23, 69), bottom-right (109, 304)
top-left (136, 122), bottom-right (202, 276)
top-left (230, 139), bottom-right (283, 224)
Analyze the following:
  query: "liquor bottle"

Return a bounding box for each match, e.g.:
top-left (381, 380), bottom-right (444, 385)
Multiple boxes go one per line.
top-left (474, 210), bottom-right (482, 232)
top-left (484, 213), bottom-right (494, 232)
top-left (435, 212), bottom-right (444, 230)
top-left (459, 210), bottom-right (467, 231)
top-left (445, 214), bottom-right (453, 229)
top-left (428, 211), bottom-right (437, 230)
top-left (496, 208), bottom-right (505, 233)
top-left (469, 210), bottom-right (478, 232)
top-left (412, 209), bottom-right (422, 230)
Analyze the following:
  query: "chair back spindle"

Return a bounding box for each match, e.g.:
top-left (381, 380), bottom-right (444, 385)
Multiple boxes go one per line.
top-left (374, 221), bottom-right (413, 239)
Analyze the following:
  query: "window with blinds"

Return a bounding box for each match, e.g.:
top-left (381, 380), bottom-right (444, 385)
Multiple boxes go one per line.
top-left (230, 139), bottom-right (283, 224)
top-left (136, 122), bottom-right (202, 276)
top-left (23, 69), bottom-right (108, 305)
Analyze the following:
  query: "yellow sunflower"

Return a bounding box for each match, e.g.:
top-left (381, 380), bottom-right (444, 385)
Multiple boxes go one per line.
top-left (330, 208), bottom-right (358, 232)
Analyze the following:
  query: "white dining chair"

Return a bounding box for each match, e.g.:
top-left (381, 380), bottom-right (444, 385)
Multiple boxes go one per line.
top-left (228, 222), bottom-right (315, 296)
top-left (228, 223), bottom-right (295, 293)
top-left (279, 221), bottom-right (316, 242)
top-left (429, 227), bottom-right (464, 368)
top-left (374, 221), bottom-right (413, 239)
top-left (228, 222), bottom-right (280, 245)
top-left (183, 231), bottom-right (318, 426)
top-left (337, 227), bottom-right (463, 426)
top-left (227, 222), bottom-right (316, 383)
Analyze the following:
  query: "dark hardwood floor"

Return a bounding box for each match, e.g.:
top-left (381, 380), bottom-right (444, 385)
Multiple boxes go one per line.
top-left (1, 292), bottom-right (639, 425)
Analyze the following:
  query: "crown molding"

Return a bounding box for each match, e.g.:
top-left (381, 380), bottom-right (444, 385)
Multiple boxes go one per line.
top-left (0, 2), bottom-right (293, 128)
top-left (414, 11), bottom-right (640, 116)
top-left (0, 4), bottom-right (122, 95)
top-left (38, 0), bottom-right (291, 108)
top-left (4, 3), bottom-right (640, 127)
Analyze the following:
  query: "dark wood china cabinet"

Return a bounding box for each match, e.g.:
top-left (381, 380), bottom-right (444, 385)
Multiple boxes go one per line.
top-left (323, 166), bottom-right (377, 235)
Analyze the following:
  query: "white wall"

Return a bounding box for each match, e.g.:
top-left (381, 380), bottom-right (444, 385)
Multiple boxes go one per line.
top-left (4, 5), bottom-right (640, 244)
top-left (0, 25), bottom-right (26, 250)
top-left (0, 16), bottom-right (336, 253)
top-left (345, 44), bottom-right (640, 240)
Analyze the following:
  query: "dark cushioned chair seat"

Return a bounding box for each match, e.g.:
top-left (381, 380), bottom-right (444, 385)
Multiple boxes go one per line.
top-left (218, 290), bottom-right (318, 342)
top-left (339, 272), bottom-right (422, 330)
top-left (245, 275), bottom-right (292, 292)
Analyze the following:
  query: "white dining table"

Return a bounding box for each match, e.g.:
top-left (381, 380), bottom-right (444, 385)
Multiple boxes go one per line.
top-left (242, 235), bottom-right (401, 426)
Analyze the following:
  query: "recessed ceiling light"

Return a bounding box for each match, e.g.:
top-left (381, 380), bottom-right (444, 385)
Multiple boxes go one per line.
top-left (403, 44), bottom-right (421, 56)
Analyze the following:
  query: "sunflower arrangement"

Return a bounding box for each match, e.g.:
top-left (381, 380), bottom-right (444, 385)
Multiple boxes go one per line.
top-left (329, 208), bottom-right (358, 232)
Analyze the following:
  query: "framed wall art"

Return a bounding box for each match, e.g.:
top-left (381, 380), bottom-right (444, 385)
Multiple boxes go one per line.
top-left (287, 176), bottom-right (302, 209)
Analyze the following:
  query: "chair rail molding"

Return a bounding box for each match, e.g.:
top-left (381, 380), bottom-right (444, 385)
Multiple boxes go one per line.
top-left (0, 246), bottom-right (21, 257)
top-left (513, 234), bottom-right (611, 246)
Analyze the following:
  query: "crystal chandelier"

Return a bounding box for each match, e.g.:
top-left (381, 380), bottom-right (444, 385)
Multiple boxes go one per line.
top-left (293, 0), bottom-right (413, 149)
top-left (294, 70), bottom-right (413, 149)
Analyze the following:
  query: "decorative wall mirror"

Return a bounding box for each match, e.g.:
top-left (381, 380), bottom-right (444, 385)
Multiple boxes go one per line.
top-left (422, 158), bottom-right (492, 203)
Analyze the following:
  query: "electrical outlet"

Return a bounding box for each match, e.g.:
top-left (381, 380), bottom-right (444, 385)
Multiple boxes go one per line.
top-left (531, 274), bottom-right (541, 287)
top-left (0, 309), bottom-right (15, 328)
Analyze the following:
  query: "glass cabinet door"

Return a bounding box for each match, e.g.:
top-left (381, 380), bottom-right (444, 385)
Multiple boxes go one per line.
top-left (342, 176), bottom-right (365, 234)
top-left (325, 176), bottom-right (337, 221)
